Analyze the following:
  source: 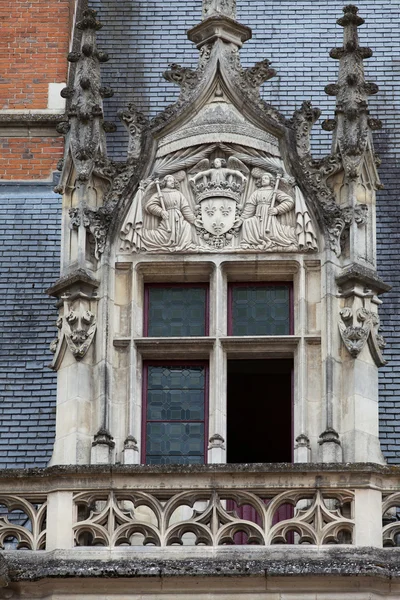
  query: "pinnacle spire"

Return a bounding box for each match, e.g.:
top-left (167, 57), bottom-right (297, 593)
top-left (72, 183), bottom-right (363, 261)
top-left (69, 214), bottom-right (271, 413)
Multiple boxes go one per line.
top-left (323, 5), bottom-right (381, 180)
top-left (202, 0), bottom-right (236, 20)
top-left (58, 8), bottom-right (115, 182)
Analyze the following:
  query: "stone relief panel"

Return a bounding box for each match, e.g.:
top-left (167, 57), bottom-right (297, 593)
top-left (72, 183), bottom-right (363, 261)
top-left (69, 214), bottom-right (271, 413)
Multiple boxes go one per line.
top-left (120, 144), bottom-right (318, 254)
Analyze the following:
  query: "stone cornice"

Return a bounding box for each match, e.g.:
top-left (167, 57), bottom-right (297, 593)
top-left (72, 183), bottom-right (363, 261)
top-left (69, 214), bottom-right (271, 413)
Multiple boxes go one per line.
top-left (0, 112), bottom-right (66, 137)
top-left (336, 263), bottom-right (391, 294)
top-left (46, 268), bottom-right (99, 298)
top-left (0, 462), bottom-right (398, 479)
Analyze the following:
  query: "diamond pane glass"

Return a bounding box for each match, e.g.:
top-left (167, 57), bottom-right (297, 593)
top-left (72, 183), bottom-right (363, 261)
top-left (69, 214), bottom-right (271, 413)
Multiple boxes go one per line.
top-left (147, 286), bottom-right (207, 337)
top-left (145, 365), bottom-right (206, 465)
top-left (231, 285), bottom-right (291, 336)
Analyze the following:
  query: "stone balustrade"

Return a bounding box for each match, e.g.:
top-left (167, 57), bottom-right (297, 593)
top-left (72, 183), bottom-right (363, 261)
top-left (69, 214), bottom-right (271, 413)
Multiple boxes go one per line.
top-left (0, 464), bottom-right (399, 552)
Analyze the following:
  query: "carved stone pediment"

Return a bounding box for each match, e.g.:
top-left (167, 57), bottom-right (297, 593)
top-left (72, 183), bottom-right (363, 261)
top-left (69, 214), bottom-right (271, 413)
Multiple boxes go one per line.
top-left (157, 90), bottom-right (280, 157)
top-left (118, 31), bottom-right (319, 257)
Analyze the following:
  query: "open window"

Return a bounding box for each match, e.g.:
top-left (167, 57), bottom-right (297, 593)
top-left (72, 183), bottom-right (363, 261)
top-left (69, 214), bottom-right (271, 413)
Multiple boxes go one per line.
top-left (226, 359), bottom-right (293, 463)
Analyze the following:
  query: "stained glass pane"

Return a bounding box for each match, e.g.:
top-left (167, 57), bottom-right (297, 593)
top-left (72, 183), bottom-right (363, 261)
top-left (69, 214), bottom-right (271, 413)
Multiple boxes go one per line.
top-left (146, 423), bottom-right (204, 460)
top-left (145, 365), bottom-right (206, 465)
top-left (231, 285), bottom-right (291, 336)
top-left (147, 286), bottom-right (207, 337)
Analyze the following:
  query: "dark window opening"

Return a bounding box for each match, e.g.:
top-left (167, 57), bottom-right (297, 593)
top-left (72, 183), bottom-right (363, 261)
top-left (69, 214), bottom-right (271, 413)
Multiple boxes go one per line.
top-left (142, 362), bottom-right (208, 465)
top-left (144, 284), bottom-right (209, 337)
top-left (228, 283), bottom-right (293, 336)
top-left (227, 359), bottom-right (293, 463)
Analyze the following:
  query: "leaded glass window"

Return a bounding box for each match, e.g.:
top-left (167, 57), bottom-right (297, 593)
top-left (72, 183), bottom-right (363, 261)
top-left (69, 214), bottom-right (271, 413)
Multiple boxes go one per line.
top-left (144, 364), bottom-right (207, 465)
top-left (229, 284), bottom-right (292, 336)
top-left (145, 285), bottom-right (208, 337)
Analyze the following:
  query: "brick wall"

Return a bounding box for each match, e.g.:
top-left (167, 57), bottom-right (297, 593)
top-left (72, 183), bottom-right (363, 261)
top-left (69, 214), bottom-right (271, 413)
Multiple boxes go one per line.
top-left (0, 0), bottom-right (73, 181)
top-left (0, 0), bottom-right (71, 110)
top-left (0, 138), bottom-right (64, 180)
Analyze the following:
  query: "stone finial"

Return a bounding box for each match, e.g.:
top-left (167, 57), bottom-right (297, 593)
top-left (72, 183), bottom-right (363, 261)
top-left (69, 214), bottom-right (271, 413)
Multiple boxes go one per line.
top-left (202, 0), bottom-right (236, 20)
top-left (58, 9), bottom-right (115, 183)
top-left (323, 5), bottom-right (381, 181)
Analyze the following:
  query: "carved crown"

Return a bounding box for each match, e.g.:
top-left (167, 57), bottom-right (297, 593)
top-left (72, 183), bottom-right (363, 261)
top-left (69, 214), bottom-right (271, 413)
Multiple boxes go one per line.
top-left (190, 162), bottom-right (246, 204)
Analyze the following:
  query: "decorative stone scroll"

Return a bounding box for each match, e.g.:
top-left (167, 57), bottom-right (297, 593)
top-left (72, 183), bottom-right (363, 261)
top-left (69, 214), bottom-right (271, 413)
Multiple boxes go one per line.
top-left (120, 144), bottom-right (318, 254)
top-left (73, 488), bottom-right (354, 547)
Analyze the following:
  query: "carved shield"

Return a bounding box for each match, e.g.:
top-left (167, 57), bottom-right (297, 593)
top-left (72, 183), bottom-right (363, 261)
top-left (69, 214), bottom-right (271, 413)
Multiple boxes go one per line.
top-left (200, 197), bottom-right (236, 236)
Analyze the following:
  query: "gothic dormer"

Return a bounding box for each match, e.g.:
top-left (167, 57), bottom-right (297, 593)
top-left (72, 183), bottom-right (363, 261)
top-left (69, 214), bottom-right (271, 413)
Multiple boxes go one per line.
top-left (47, 2), bottom-right (389, 469)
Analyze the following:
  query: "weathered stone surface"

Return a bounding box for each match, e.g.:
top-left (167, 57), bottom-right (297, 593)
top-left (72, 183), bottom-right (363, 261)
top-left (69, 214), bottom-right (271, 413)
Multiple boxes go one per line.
top-left (3, 547), bottom-right (400, 581)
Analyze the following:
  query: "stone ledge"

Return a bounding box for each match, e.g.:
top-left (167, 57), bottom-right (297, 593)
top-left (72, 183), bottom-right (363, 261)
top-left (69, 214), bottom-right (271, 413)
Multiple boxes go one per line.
top-left (336, 263), bottom-right (391, 294)
top-left (46, 269), bottom-right (99, 298)
top-left (3, 547), bottom-right (400, 581)
top-left (0, 113), bottom-right (66, 138)
top-left (0, 462), bottom-right (399, 480)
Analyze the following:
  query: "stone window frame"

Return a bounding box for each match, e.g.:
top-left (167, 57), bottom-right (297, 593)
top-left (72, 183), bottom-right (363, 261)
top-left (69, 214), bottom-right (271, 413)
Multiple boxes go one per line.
top-left (116, 257), bottom-right (321, 464)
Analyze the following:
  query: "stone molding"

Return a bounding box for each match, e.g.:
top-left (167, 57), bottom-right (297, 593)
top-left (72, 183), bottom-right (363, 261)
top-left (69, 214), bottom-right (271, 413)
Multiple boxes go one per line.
top-left (0, 112), bottom-right (65, 138)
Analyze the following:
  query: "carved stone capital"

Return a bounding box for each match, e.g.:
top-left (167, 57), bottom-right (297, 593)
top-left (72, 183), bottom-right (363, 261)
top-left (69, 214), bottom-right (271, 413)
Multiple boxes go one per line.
top-left (91, 428), bottom-right (115, 465)
top-left (92, 428), bottom-right (115, 449)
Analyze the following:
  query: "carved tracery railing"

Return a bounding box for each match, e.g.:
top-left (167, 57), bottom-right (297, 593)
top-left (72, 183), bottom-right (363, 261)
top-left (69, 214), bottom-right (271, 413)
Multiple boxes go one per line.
top-left (73, 488), bottom-right (354, 547)
top-left (0, 495), bottom-right (47, 550)
top-left (382, 492), bottom-right (400, 547)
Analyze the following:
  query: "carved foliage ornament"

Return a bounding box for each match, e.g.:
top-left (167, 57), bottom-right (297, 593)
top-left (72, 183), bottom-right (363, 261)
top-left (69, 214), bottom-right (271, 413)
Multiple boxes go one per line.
top-left (202, 0), bottom-right (236, 19)
top-left (339, 306), bottom-right (386, 366)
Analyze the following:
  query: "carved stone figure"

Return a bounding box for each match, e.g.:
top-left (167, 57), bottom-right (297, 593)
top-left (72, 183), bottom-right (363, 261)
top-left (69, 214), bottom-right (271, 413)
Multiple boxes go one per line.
top-left (139, 175), bottom-right (196, 252)
top-left (239, 173), bottom-right (297, 250)
top-left (190, 157), bottom-right (247, 188)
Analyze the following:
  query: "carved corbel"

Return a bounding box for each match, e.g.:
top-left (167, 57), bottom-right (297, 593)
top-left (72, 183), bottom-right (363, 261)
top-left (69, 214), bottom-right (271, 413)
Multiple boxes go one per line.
top-left (49, 316), bottom-right (64, 370)
top-left (47, 270), bottom-right (99, 369)
top-left (64, 304), bottom-right (96, 360)
top-left (336, 264), bottom-right (390, 367)
top-left (339, 306), bottom-right (386, 366)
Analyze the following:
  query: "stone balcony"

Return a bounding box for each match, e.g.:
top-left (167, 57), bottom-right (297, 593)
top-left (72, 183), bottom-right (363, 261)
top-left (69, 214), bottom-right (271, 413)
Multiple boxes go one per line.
top-left (1, 463), bottom-right (400, 587)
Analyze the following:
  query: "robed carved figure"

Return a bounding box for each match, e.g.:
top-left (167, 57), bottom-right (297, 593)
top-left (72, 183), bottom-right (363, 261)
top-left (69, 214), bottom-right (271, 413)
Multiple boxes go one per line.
top-left (121, 175), bottom-right (197, 252)
top-left (239, 173), bottom-right (297, 250)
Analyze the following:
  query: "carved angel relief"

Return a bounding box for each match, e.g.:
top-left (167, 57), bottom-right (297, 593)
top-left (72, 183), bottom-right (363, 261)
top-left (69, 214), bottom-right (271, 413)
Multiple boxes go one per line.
top-left (120, 145), bottom-right (318, 254)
